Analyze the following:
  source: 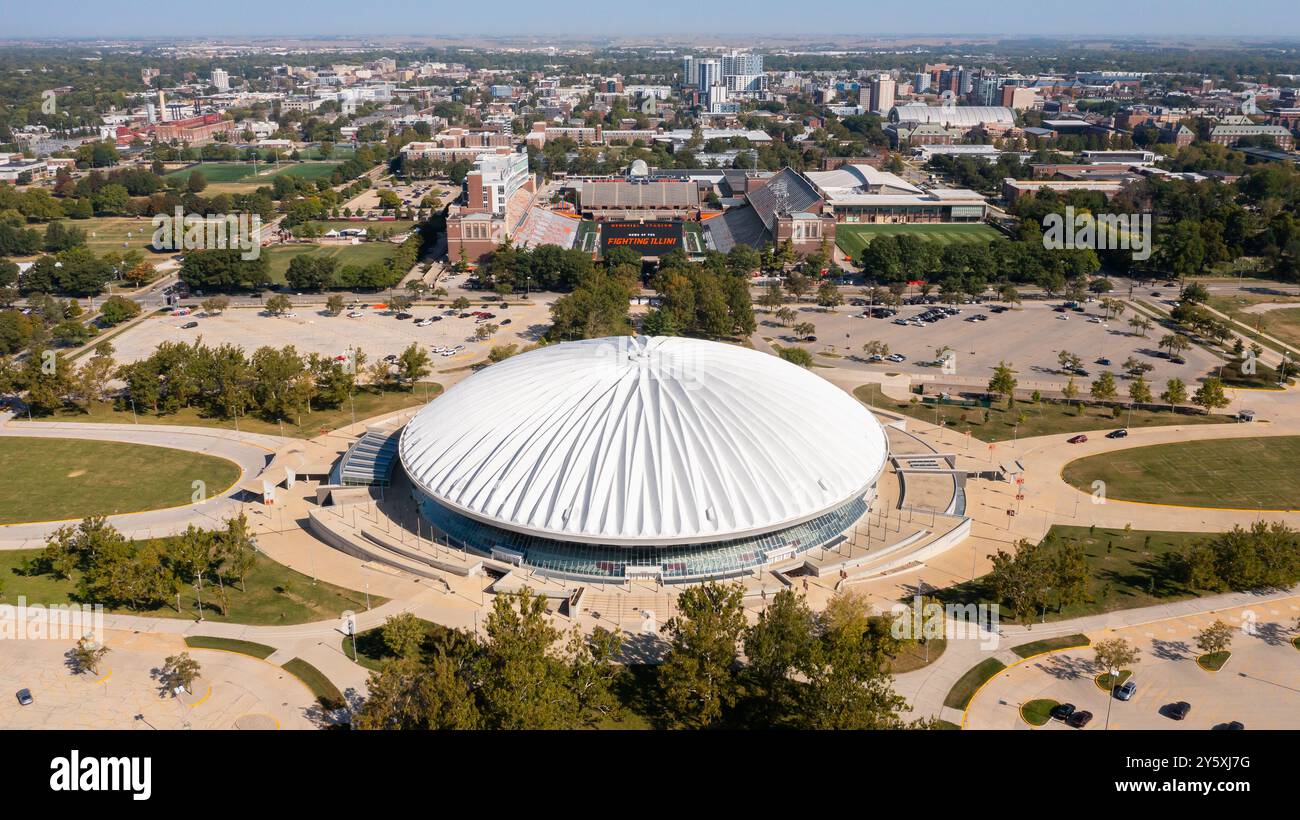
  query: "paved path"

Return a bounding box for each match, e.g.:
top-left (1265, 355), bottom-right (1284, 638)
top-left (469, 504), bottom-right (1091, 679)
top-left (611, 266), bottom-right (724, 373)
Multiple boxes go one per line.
top-left (0, 419), bottom-right (291, 548)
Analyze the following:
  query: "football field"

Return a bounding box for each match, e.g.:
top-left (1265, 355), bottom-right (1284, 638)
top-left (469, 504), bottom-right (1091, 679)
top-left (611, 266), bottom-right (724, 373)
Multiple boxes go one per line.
top-left (835, 222), bottom-right (1002, 260)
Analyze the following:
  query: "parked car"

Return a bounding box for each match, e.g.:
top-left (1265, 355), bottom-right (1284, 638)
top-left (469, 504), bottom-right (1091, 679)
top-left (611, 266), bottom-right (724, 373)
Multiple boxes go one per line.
top-left (181, 321), bottom-right (199, 329)
top-left (347, 311), bottom-right (364, 318)
top-left (1068, 434), bottom-right (1088, 444)
top-left (16, 689), bottom-right (32, 706)
top-left (415, 318), bottom-right (433, 327)
top-left (1050, 703), bottom-right (1077, 721)
top-left (395, 312), bottom-right (413, 320)
top-left (1106, 429), bottom-right (1129, 439)
top-left (501, 318), bottom-right (512, 325)
top-left (1114, 680), bottom-right (1137, 701)
top-left (1217, 721), bottom-right (1245, 730)
top-left (1066, 710), bottom-right (1093, 728)
top-left (1168, 701), bottom-right (1192, 721)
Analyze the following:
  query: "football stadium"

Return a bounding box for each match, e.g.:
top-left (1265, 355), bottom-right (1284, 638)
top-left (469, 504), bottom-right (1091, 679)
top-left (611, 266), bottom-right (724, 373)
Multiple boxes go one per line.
top-left (398, 336), bottom-right (889, 583)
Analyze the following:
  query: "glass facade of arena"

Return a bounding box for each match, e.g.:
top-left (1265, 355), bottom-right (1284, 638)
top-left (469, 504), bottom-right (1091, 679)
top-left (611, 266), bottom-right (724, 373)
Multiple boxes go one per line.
top-left (412, 490), bottom-right (870, 584)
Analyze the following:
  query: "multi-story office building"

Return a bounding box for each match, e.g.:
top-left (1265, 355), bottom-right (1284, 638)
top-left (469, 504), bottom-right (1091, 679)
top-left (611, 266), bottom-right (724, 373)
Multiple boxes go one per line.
top-left (211, 68), bottom-right (229, 92)
top-left (870, 74), bottom-right (896, 114)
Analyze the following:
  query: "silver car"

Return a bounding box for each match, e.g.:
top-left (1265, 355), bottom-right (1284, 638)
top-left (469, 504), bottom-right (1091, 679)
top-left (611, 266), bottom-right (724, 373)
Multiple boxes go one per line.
top-left (1115, 680), bottom-right (1137, 701)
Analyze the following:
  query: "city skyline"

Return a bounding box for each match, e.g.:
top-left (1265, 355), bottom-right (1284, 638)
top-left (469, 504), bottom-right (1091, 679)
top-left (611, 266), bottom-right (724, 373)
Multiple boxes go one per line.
top-left (2, 0), bottom-right (1298, 39)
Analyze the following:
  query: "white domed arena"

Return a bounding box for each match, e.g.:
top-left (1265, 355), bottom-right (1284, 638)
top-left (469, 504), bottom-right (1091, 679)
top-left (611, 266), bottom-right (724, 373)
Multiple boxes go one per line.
top-left (399, 336), bottom-right (889, 583)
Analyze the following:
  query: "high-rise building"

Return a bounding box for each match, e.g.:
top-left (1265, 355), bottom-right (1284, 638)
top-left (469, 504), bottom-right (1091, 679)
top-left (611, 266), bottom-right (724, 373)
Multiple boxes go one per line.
top-left (913, 72), bottom-right (931, 93)
top-left (681, 56), bottom-right (696, 86)
top-left (870, 74), bottom-right (896, 114)
top-left (972, 73), bottom-right (1003, 106)
top-left (211, 68), bottom-right (229, 92)
top-left (722, 51), bottom-right (763, 77)
top-left (695, 59), bottom-right (722, 93)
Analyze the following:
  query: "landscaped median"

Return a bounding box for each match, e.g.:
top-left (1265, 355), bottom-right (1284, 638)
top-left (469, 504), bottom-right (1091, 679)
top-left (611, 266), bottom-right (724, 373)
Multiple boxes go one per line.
top-left (1012, 634), bottom-right (1090, 658)
top-left (281, 658), bottom-right (345, 710)
top-left (1196, 651), bottom-right (1232, 672)
top-left (1020, 698), bottom-right (1060, 727)
top-left (943, 657), bottom-right (1006, 712)
top-left (183, 636), bottom-right (277, 659)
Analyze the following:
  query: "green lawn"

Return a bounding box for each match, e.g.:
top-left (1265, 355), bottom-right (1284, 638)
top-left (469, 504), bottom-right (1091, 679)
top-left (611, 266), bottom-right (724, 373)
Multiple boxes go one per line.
top-left (282, 657), bottom-right (345, 709)
top-left (58, 216), bottom-right (162, 256)
top-left (934, 525), bottom-right (1216, 624)
top-left (1095, 669), bottom-right (1133, 690)
top-left (0, 437), bottom-right (241, 525)
top-left (294, 219), bottom-right (417, 238)
top-left (854, 384), bottom-right (1230, 443)
top-left (166, 161), bottom-right (342, 186)
top-left (34, 383), bottom-right (441, 439)
top-left (263, 241), bottom-right (400, 283)
top-left (0, 548), bottom-right (385, 625)
top-left (183, 636), bottom-right (277, 658)
top-left (1197, 651), bottom-right (1231, 671)
top-left (943, 657), bottom-right (1006, 710)
top-left (1012, 634), bottom-right (1090, 658)
top-left (1020, 698), bottom-right (1059, 727)
top-left (836, 223), bottom-right (1002, 261)
top-left (340, 616), bottom-right (457, 672)
top-left (1062, 436), bottom-right (1300, 510)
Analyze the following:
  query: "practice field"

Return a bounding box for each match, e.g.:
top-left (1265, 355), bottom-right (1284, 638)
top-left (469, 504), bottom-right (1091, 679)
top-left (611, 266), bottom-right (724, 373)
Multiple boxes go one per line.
top-left (263, 241), bottom-right (400, 283)
top-left (835, 222), bottom-right (1002, 260)
top-left (0, 437), bottom-right (242, 525)
top-left (65, 216), bottom-right (161, 255)
top-left (166, 161), bottom-right (342, 188)
top-left (1062, 436), bottom-right (1300, 510)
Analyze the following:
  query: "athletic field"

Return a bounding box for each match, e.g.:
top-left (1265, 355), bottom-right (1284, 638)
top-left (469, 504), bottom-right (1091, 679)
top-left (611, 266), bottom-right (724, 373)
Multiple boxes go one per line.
top-left (835, 223), bottom-right (1002, 260)
top-left (1062, 435), bottom-right (1300, 510)
top-left (166, 161), bottom-right (342, 190)
top-left (263, 242), bottom-right (401, 284)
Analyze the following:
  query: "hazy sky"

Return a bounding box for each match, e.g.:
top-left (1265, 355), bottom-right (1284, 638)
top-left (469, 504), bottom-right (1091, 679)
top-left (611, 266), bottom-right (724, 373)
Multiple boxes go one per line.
top-left (1, 0), bottom-right (1297, 38)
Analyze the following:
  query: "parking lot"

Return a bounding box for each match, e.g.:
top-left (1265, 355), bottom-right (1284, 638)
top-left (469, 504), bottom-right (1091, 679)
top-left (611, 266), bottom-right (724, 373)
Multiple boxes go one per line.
top-left (757, 299), bottom-right (1222, 391)
top-left (344, 178), bottom-right (447, 214)
top-left (965, 599), bottom-right (1300, 730)
top-left (0, 630), bottom-right (317, 730)
top-left (110, 296), bottom-right (555, 372)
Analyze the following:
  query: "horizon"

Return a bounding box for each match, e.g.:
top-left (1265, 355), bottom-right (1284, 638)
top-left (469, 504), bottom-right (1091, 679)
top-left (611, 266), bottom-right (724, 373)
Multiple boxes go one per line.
top-left (2, 0), bottom-right (1298, 39)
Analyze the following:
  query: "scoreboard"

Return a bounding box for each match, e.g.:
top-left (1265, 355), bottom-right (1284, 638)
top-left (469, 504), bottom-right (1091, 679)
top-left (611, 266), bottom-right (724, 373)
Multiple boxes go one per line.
top-left (600, 220), bottom-right (685, 257)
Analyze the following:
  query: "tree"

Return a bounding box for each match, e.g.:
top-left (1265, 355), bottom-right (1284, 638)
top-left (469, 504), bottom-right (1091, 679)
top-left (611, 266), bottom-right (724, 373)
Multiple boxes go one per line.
top-left (987, 540), bottom-right (1055, 624)
top-left (396, 342), bottom-right (431, 390)
top-left (476, 588), bottom-right (575, 730)
top-left (799, 589), bottom-right (908, 729)
top-left (160, 652), bottom-right (202, 694)
top-left (778, 346), bottom-right (814, 368)
top-left (816, 280), bottom-right (842, 309)
top-left (325, 293), bottom-right (345, 316)
top-left (1054, 541), bottom-right (1089, 611)
top-left (987, 361), bottom-right (1018, 408)
top-left (740, 589), bottom-right (817, 726)
top-left (1093, 637), bottom-right (1141, 677)
top-left (1128, 374), bottom-right (1153, 405)
top-left (659, 582), bottom-right (746, 729)
top-left (1128, 315), bottom-right (1151, 337)
top-left (1090, 370), bottom-right (1118, 402)
top-left (68, 635), bottom-right (110, 675)
top-left (792, 321), bottom-right (815, 340)
top-left (353, 656), bottom-right (480, 730)
top-left (264, 294), bottom-right (293, 316)
top-left (775, 306), bottom-right (796, 327)
top-left (1192, 377), bottom-right (1230, 411)
top-left (1195, 620), bottom-right (1234, 655)
top-left (861, 339), bottom-right (889, 359)
top-left (382, 612), bottom-right (426, 659)
top-left (199, 296), bottom-right (230, 316)
top-left (1061, 377), bottom-right (1080, 411)
top-left (1159, 333), bottom-right (1191, 360)
top-left (1161, 377), bottom-right (1188, 408)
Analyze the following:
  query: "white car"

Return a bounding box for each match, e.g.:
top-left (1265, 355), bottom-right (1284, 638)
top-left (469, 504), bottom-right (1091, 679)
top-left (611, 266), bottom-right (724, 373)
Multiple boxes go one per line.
top-left (347, 311), bottom-right (364, 318)
top-left (415, 319), bottom-right (433, 327)
top-left (1087, 316), bottom-right (1102, 323)
top-left (1057, 315), bottom-right (1068, 320)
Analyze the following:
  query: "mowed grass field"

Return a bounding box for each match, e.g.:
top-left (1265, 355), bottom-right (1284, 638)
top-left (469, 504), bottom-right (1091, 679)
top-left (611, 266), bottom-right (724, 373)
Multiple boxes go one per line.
top-left (263, 241), bottom-right (400, 283)
top-left (1208, 294), bottom-right (1300, 356)
top-left (0, 437), bottom-right (242, 525)
top-left (835, 223), bottom-right (1002, 260)
top-left (1062, 436), bottom-right (1300, 510)
top-left (65, 216), bottom-right (162, 255)
top-left (166, 161), bottom-right (342, 191)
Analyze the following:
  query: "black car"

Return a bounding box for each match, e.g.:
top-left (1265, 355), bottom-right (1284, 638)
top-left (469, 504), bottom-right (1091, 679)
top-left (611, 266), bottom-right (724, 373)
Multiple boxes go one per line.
top-left (501, 318), bottom-right (512, 325)
top-left (1050, 703), bottom-right (1077, 721)
top-left (181, 321), bottom-right (199, 329)
top-left (1168, 701), bottom-right (1192, 721)
top-left (1096, 357), bottom-right (1111, 366)
top-left (1066, 710), bottom-right (1093, 728)
top-left (1106, 429), bottom-right (1129, 439)
top-left (395, 312), bottom-right (413, 320)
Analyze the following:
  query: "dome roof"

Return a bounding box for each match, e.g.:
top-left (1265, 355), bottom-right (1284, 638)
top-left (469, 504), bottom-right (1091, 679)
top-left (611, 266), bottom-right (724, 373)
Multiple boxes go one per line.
top-left (399, 336), bottom-right (888, 546)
